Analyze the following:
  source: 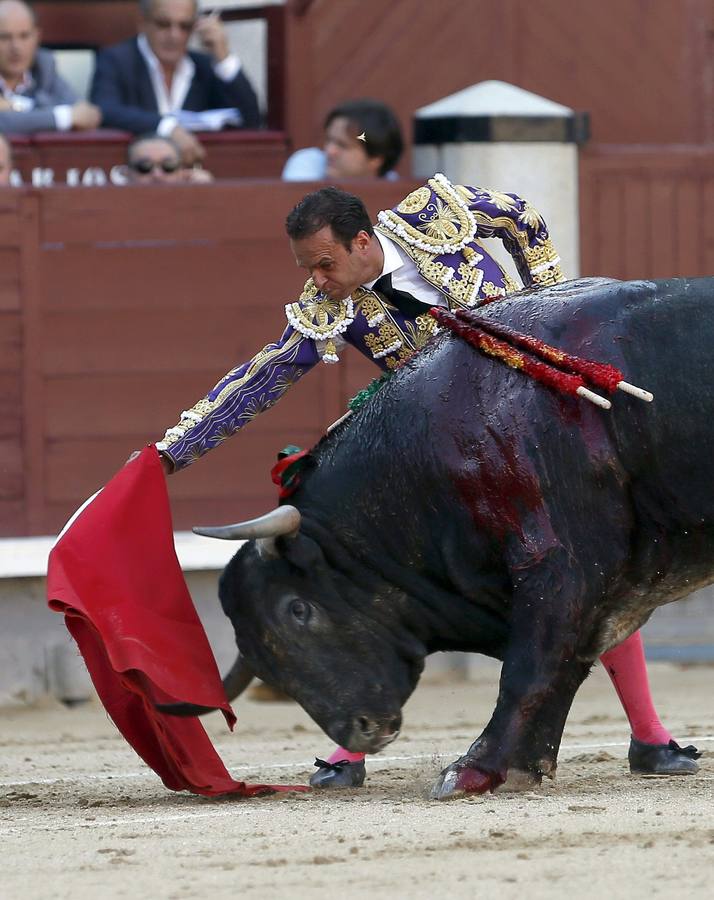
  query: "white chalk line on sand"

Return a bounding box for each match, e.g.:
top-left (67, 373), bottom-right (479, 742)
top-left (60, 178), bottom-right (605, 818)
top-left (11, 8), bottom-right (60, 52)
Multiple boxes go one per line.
top-left (1, 735), bottom-right (712, 790)
top-left (0, 736), bottom-right (712, 836)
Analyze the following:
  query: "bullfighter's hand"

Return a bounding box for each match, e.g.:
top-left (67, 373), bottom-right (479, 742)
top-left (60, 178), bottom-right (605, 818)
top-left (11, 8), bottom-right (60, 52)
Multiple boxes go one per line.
top-left (71, 101), bottom-right (102, 130)
top-left (170, 125), bottom-right (206, 167)
top-left (0, 96), bottom-right (11, 111)
top-left (194, 13), bottom-right (230, 63)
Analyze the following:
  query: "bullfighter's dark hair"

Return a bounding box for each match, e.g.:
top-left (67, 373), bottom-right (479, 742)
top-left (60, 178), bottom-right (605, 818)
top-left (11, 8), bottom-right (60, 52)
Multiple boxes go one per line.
top-left (324, 99), bottom-right (403, 177)
top-left (285, 187), bottom-right (374, 249)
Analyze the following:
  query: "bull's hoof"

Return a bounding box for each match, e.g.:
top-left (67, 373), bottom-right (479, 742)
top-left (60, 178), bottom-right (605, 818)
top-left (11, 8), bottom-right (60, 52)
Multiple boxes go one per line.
top-left (309, 758), bottom-right (366, 789)
top-left (430, 758), bottom-right (507, 800)
top-left (496, 768), bottom-right (543, 793)
top-left (628, 737), bottom-right (701, 776)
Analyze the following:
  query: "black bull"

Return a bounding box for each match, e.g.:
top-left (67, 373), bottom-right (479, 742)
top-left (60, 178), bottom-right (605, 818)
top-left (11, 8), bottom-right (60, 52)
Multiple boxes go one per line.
top-left (176, 276), bottom-right (714, 798)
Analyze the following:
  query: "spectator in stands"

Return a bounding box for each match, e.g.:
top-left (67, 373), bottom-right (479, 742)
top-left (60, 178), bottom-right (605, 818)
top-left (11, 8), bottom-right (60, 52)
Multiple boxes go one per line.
top-left (0, 0), bottom-right (101, 134)
top-left (91, 0), bottom-right (260, 168)
top-left (126, 132), bottom-right (213, 184)
top-left (0, 130), bottom-right (11, 184)
top-left (282, 98), bottom-right (403, 182)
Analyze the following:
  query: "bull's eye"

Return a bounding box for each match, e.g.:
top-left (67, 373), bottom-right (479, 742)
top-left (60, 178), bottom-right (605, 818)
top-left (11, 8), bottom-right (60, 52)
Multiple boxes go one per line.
top-left (289, 598), bottom-right (311, 625)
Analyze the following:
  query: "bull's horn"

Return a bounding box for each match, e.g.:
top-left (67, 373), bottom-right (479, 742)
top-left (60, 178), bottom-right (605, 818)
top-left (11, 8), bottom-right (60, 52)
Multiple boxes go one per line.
top-left (193, 505), bottom-right (301, 541)
top-left (155, 653), bottom-right (255, 718)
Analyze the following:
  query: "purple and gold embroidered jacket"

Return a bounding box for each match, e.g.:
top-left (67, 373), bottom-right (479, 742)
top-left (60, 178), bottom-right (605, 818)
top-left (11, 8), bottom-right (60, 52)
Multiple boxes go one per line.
top-left (158, 173), bottom-right (564, 470)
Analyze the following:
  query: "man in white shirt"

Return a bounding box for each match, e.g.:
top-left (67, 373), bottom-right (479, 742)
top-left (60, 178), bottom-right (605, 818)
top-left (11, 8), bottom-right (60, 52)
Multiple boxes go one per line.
top-left (90, 0), bottom-right (260, 166)
top-left (0, 0), bottom-right (101, 135)
top-left (283, 98), bottom-right (403, 182)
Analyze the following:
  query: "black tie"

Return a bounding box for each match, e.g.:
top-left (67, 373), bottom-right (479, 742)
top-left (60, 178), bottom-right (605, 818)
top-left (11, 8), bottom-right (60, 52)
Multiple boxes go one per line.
top-left (371, 273), bottom-right (430, 318)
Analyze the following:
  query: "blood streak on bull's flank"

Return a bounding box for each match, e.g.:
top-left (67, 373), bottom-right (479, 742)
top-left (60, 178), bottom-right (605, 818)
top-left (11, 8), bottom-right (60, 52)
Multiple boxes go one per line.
top-left (453, 433), bottom-right (544, 543)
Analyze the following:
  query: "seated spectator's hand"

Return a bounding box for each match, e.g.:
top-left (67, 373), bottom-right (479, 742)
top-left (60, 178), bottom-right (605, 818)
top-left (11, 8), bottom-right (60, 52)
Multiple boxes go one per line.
top-left (182, 166), bottom-right (214, 184)
top-left (170, 125), bottom-right (206, 167)
top-left (71, 101), bottom-right (102, 131)
top-left (194, 12), bottom-right (230, 63)
top-left (0, 97), bottom-right (11, 111)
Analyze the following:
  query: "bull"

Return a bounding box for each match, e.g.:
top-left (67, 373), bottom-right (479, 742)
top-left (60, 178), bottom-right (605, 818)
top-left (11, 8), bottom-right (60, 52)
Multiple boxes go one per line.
top-left (167, 276), bottom-right (713, 799)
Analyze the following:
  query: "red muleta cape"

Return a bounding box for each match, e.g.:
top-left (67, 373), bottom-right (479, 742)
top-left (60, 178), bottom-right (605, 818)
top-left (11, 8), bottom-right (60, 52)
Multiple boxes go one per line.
top-left (46, 445), bottom-right (305, 797)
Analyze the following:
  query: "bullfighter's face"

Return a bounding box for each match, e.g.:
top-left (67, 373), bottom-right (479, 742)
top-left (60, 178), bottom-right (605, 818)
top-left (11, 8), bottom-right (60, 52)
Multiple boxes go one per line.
top-left (291, 225), bottom-right (383, 301)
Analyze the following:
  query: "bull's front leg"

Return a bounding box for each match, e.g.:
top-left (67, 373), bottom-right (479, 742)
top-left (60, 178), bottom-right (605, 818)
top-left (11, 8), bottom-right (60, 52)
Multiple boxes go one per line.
top-left (432, 551), bottom-right (593, 799)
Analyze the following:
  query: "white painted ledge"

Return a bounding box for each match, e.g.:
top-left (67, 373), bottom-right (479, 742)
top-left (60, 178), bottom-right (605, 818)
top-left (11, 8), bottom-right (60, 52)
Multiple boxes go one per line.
top-left (0, 533), bottom-right (243, 579)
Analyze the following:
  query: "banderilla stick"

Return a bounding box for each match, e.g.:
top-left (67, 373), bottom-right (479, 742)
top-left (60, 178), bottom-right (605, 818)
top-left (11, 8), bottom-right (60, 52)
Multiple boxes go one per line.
top-left (431, 307), bottom-right (612, 410)
top-left (454, 309), bottom-right (653, 402)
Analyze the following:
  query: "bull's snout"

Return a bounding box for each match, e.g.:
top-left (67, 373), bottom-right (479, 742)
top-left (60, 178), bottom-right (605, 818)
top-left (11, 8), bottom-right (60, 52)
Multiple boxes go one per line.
top-left (349, 713), bottom-right (402, 753)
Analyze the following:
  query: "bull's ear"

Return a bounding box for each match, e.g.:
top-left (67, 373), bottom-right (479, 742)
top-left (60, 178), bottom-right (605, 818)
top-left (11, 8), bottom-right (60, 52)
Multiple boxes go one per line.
top-left (280, 533), bottom-right (325, 571)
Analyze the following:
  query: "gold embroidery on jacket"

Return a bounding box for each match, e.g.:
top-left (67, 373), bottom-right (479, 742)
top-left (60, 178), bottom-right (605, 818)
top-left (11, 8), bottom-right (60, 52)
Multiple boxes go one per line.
top-left (354, 289), bottom-right (388, 326)
top-left (364, 321), bottom-right (404, 360)
top-left (285, 278), bottom-right (354, 339)
top-left (396, 185), bottom-right (431, 214)
top-left (503, 273), bottom-right (521, 294)
top-left (523, 238), bottom-right (565, 285)
top-left (160, 330), bottom-right (305, 447)
top-left (377, 175), bottom-right (477, 253)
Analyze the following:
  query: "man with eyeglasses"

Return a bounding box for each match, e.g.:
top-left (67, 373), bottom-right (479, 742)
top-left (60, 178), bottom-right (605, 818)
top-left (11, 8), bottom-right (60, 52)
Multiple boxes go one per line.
top-left (126, 132), bottom-right (213, 183)
top-left (91, 0), bottom-right (260, 167)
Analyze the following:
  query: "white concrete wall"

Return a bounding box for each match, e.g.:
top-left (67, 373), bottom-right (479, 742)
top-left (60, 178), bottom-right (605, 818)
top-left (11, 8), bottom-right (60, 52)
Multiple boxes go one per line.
top-left (2, 549), bottom-right (712, 707)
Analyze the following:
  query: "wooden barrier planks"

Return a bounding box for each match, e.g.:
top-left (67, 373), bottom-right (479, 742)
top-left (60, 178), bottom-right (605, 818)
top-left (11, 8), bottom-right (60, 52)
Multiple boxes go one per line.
top-left (9, 132), bottom-right (289, 185)
top-left (579, 146), bottom-right (714, 280)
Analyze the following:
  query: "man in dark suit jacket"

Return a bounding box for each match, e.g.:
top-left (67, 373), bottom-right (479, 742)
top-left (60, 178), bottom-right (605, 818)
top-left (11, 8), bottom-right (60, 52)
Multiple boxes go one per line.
top-left (90, 0), bottom-right (260, 165)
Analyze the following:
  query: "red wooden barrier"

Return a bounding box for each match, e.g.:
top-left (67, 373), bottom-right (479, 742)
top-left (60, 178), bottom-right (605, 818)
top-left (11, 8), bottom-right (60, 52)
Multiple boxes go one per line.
top-left (579, 145), bottom-right (714, 279)
top-left (9, 131), bottom-right (289, 184)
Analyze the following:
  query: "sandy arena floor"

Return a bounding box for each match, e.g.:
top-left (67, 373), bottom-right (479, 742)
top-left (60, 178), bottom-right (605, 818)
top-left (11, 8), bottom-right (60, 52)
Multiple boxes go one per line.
top-left (1, 660), bottom-right (712, 900)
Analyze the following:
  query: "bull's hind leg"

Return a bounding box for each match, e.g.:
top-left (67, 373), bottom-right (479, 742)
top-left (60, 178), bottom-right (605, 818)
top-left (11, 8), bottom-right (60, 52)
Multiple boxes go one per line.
top-left (432, 550), bottom-right (593, 799)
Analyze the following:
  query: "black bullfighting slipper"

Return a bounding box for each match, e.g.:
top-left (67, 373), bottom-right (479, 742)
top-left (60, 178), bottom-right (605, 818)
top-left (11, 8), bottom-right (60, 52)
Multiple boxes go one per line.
top-left (309, 758), bottom-right (366, 789)
top-left (628, 737), bottom-right (701, 775)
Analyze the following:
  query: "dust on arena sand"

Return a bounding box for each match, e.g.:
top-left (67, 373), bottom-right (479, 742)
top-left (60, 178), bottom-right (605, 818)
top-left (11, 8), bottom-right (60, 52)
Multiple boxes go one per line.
top-left (1, 660), bottom-right (712, 900)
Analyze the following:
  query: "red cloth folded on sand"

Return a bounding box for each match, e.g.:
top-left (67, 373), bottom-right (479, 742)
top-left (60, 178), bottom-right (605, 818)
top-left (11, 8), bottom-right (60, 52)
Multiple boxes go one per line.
top-left (47, 445), bottom-right (305, 797)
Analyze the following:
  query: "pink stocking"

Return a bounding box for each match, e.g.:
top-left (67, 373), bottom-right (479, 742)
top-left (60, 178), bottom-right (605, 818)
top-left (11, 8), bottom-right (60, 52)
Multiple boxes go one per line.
top-left (599, 630), bottom-right (672, 745)
top-left (327, 747), bottom-right (366, 765)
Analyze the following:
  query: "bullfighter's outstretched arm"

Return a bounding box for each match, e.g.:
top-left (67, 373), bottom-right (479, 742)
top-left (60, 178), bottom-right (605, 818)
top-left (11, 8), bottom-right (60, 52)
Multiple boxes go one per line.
top-left (458, 184), bottom-right (565, 289)
top-left (157, 326), bottom-right (319, 472)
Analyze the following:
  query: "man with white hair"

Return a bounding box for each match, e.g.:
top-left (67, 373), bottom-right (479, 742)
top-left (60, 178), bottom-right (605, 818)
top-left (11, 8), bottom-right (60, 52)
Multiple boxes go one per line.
top-left (0, 0), bottom-right (101, 134)
top-left (90, 0), bottom-right (260, 166)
